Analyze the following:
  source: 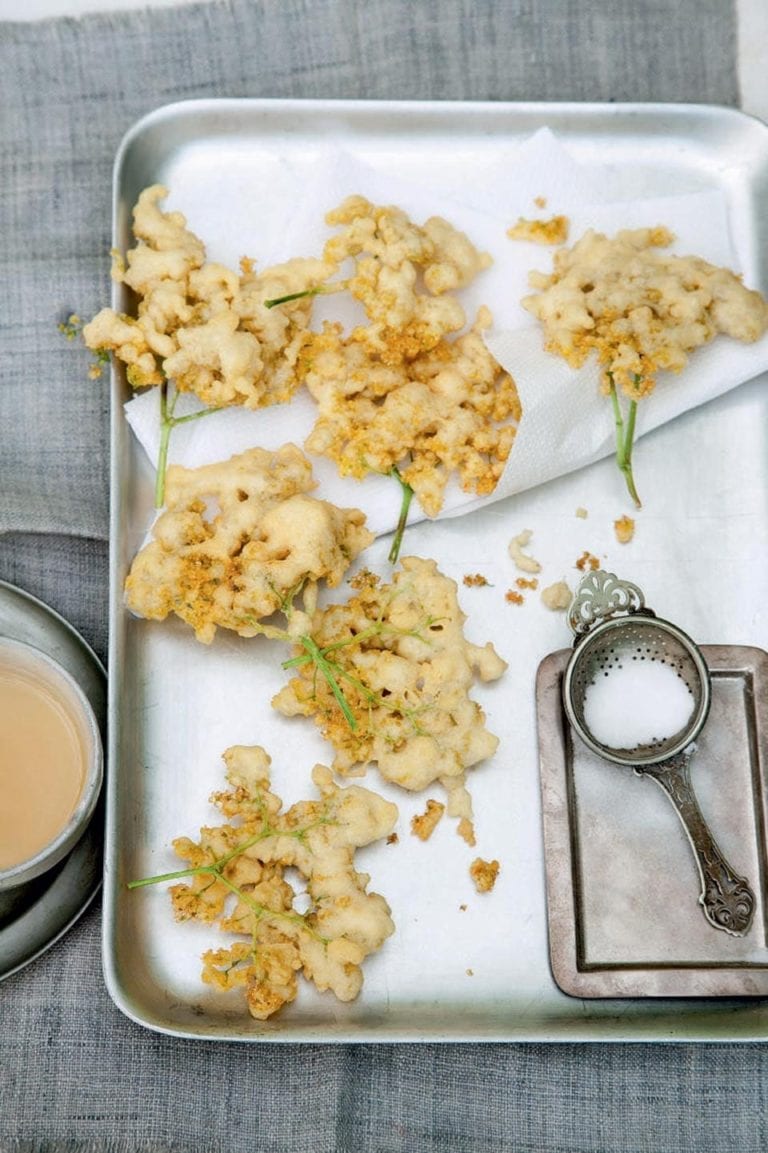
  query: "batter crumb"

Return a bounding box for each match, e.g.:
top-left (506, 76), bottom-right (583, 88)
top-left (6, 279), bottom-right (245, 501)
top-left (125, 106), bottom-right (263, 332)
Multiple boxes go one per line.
top-left (614, 515), bottom-right (635, 544)
top-left (575, 551), bottom-right (600, 572)
top-left (507, 214), bottom-right (569, 245)
top-left (541, 580), bottom-right (572, 612)
top-left (509, 529), bottom-right (542, 574)
top-left (457, 817), bottom-right (476, 847)
top-left (470, 857), bottom-right (500, 894)
top-left (410, 799), bottom-right (446, 842)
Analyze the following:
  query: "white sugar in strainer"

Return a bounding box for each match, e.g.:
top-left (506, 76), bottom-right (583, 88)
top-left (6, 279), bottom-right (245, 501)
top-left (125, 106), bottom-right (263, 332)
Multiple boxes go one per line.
top-left (562, 570), bottom-right (754, 937)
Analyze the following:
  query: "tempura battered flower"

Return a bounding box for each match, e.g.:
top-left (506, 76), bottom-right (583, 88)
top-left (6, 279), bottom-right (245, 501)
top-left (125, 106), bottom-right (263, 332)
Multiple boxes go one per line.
top-left (82, 184), bottom-right (333, 406)
top-left (130, 744), bottom-right (398, 1020)
top-left (303, 308), bottom-right (520, 518)
top-left (323, 194), bottom-right (491, 355)
top-left (124, 444), bottom-right (373, 643)
top-left (273, 556), bottom-right (507, 823)
top-left (523, 226), bottom-right (768, 397)
top-left (280, 195), bottom-right (522, 521)
top-left (522, 226), bottom-right (768, 505)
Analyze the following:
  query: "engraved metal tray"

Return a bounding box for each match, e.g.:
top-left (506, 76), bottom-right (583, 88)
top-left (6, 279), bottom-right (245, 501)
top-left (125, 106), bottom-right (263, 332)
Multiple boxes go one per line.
top-left (537, 645), bottom-right (768, 999)
top-left (103, 99), bottom-right (768, 1041)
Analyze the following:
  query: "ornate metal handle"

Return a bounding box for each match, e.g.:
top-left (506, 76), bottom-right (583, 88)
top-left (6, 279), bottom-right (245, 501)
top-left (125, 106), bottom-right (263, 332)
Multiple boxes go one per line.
top-left (567, 570), bottom-right (648, 637)
top-left (639, 751), bottom-right (755, 937)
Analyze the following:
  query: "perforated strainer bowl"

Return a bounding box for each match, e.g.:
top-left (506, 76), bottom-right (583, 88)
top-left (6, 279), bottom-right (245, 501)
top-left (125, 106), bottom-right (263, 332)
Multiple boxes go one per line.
top-left (561, 570), bottom-right (754, 938)
top-left (563, 612), bottom-right (711, 766)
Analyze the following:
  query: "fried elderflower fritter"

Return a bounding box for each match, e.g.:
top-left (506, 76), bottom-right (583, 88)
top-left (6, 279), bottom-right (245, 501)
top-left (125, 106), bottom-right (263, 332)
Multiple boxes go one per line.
top-left (299, 196), bottom-right (521, 517)
top-left (83, 184), bottom-right (333, 406)
top-left (522, 225), bottom-right (768, 506)
top-left (135, 744), bottom-right (397, 1020)
top-left (124, 443), bottom-right (373, 644)
top-left (522, 225), bottom-right (768, 400)
top-left (273, 557), bottom-right (507, 828)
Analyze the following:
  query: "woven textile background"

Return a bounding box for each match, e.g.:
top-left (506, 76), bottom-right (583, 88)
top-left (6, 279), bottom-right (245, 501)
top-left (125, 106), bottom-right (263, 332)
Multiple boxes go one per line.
top-left (3, 2), bottom-right (766, 1152)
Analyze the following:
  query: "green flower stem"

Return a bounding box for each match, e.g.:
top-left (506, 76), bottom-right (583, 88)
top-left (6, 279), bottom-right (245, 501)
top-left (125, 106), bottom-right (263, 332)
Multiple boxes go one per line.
top-left (264, 282), bottom-right (347, 309)
top-left (295, 635), bottom-right (358, 730)
top-left (609, 379), bottom-right (642, 508)
top-left (127, 865), bottom-right (204, 890)
top-left (154, 380), bottom-right (222, 507)
top-left (388, 467), bottom-right (414, 565)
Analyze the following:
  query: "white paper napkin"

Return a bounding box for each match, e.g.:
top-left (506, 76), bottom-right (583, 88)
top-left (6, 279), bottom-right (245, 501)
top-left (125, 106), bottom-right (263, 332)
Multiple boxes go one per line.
top-left (124, 129), bottom-right (768, 533)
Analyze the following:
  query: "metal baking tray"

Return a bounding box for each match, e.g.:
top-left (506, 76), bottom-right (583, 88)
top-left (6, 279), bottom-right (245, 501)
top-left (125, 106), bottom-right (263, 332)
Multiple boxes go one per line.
top-left (103, 99), bottom-right (768, 1041)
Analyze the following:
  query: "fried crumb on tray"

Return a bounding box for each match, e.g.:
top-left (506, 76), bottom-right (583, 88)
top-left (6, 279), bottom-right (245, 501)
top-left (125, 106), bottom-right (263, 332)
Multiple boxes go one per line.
top-left (575, 550), bottom-right (600, 572)
top-left (470, 857), bottom-right (500, 894)
top-left (463, 573), bottom-right (491, 588)
top-left (508, 529), bottom-right (542, 574)
top-left (410, 799), bottom-right (446, 841)
top-left (507, 215), bottom-right (569, 245)
top-left (614, 514), bottom-right (636, 543)
top-left (505, 590), bottom-right (525, 605)
top-left (541, 580), bottom-right (572, 612)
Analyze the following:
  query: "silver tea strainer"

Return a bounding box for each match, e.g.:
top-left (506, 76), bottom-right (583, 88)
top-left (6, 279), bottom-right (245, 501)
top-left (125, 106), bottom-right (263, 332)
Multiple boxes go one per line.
top-left (562, 569), bottom-right (754, 937)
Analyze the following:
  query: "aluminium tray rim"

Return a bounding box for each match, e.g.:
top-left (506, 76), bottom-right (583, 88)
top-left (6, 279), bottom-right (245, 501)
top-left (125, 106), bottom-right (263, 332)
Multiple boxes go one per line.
top-left (103, 98), bottom-right (768, 1042)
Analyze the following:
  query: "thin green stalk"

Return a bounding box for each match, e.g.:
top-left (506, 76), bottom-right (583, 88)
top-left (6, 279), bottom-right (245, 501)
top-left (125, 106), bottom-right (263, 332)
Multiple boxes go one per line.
top-left (296, 634), bottom-right (358, 730)
top-left (608, 378), bottom-right (642, 508)
top-left (388, 467), bottom-right (414, 565)
top-left (264, 282), bottom-right (347, 309)
top-left (154, 380), bottom-right (222, 507)
top-left (127, 864), bottom-right (204, 890)
top-left (155, 379), bottom-right (174, 507)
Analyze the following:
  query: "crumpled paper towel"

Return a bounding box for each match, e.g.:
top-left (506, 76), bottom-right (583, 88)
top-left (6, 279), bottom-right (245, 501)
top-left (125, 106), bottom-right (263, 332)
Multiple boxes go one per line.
top-left (125, 128), bottom-right (768, 534)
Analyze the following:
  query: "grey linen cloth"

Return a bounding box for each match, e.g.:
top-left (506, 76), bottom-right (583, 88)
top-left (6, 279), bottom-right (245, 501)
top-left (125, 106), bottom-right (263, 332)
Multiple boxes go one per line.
top-left (3, 2), bottom-right (767, 1151)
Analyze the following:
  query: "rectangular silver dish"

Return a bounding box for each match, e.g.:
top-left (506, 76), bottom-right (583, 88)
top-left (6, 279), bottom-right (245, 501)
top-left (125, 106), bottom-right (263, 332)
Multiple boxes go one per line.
top-left (538, 646), bottom-right (768, 1000)
top-left (103, 99), bottom-right (768, 1041)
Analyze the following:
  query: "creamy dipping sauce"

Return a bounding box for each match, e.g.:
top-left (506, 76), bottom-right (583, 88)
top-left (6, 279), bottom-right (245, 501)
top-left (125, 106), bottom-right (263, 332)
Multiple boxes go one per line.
top-left (0, 656), bottom-right (87, 871)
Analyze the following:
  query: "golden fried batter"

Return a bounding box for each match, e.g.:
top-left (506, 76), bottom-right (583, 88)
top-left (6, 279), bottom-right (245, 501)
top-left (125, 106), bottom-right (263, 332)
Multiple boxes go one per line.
top-left (124, 444), bottom-right (373, 643)
top-left (410, 799), bottom-right (446, 842)
top-left (289, 195), bottom-right (520, 517)
top-left (163, 744), bottom-right (397, 1019)
top-left (613, 514), bottom-right (635, 543)
top-left (507, 215), bottom-right (569, 245)
top-left (522, 226), bottom-right (768, 398)
top-left (302, 308), bottom-right (520, 517)
top-left (469, 857), bottom-right (500, 893)
top-left (83, 185), bottom-right (333, 405)
top-left (272, 556), bottom-right (507, 818)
